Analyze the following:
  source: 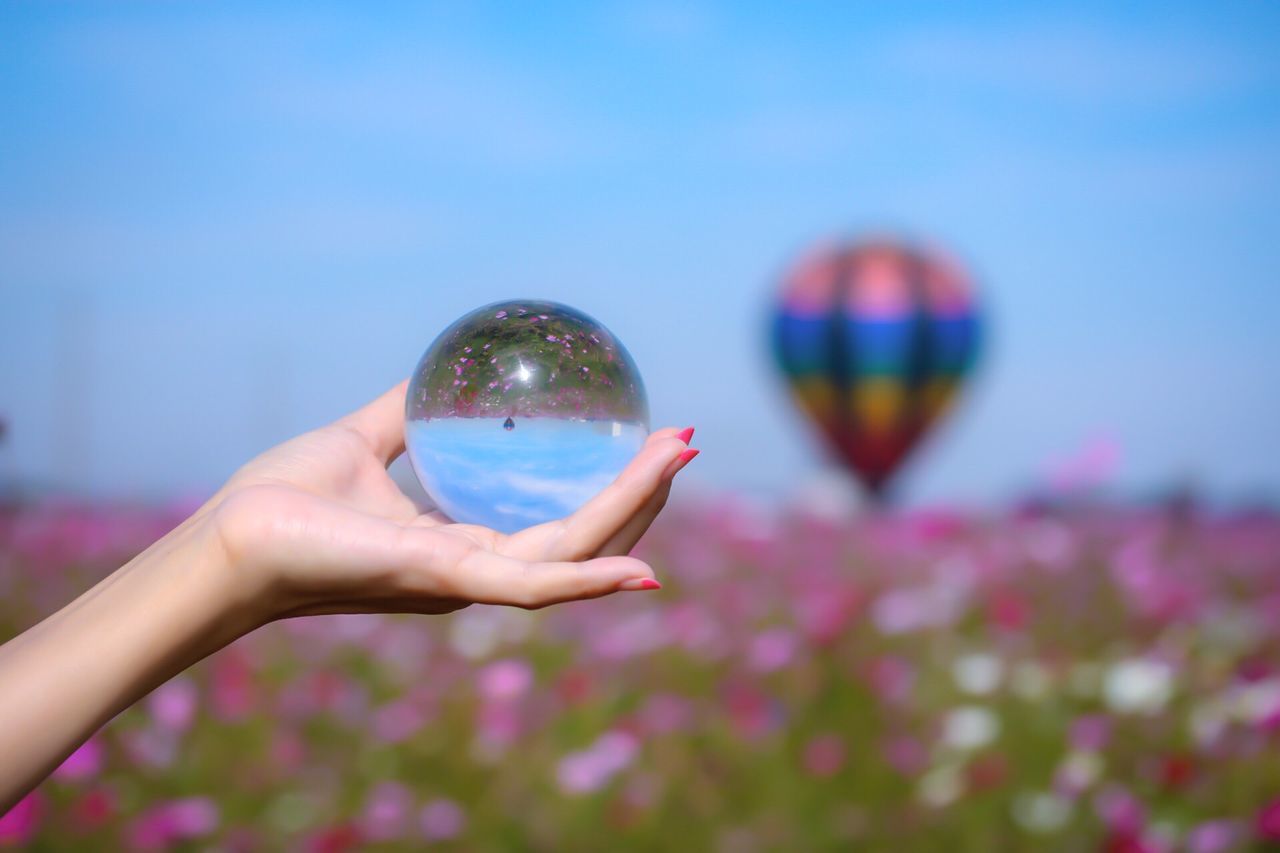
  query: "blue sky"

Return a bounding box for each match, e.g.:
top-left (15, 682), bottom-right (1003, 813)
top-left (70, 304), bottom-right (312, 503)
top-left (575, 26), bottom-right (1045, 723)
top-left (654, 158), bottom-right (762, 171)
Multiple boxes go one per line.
top-left (2, 2), bottom-right (1278, 506)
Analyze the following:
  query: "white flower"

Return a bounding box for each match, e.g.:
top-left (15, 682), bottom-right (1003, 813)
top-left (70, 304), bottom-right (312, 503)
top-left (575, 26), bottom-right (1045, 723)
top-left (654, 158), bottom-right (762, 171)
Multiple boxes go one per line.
top-left (1012, 792), bottom-right (1072, 833)
top-left (1103, 659), bottom-right (1174, 714)
top-left (1228, 677), bottom-right (1280, 724)
top-left (952, 653), bottom-right (1002, 696)
top-left (942, 706), bottom-right (1000, 751)
top-left (449, 607), bottom-right (503, 659)
top-left (917, 763), bottom-right (964, 808)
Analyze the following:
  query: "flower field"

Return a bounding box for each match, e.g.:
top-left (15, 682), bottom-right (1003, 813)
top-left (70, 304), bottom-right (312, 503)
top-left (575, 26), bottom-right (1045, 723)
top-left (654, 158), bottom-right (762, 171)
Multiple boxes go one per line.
top-left (2, 498), bottom-right (1279, 851)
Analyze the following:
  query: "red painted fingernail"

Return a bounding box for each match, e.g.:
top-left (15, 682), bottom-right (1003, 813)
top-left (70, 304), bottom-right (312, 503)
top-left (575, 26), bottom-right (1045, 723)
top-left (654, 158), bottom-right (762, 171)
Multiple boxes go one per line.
top-left (618, 577), bottom-right (663, 591)
top-left (677, 448), bottom-right (700, 464)
top-left (675, 427), bottom-right (695, 444)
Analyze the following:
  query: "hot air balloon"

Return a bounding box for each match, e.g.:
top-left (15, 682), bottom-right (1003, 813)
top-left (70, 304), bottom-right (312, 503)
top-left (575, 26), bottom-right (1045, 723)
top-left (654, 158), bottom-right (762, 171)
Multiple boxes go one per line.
top-left (771, 237), bottom-right (982, 500)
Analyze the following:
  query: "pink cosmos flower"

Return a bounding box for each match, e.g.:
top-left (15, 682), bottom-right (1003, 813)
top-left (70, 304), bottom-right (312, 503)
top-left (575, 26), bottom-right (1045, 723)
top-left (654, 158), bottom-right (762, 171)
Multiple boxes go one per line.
top-left (1186, 820), bottom-right (1241, 853)
top-left (71, 788), bottom-right (115, 830)
top-left (639, 693), bottom-right (694, 735)
top-left (802, 733), bottom-right (846, 778)
top-left (1257, 796), bottom-right (1280, 841)
top-left (1069, 715), bottom-right (1112, 752)
top-left (420, 798), bottom-right (466, 841)
top-left (866, 656), bottom-right (916, 705)
top-left (360, 782), bottom-right (414, 842)
top-left (0, 790), bottom-right (44, 846)
top-left (127, 797), bottom-right (219, 850)
top-left (53, 735), bottom-right (103, 782)
top-left (1094, 785), bottom-right (1145, 835)
top-left (477, 658), bottom-right (533, 702)
top-left (556, 731), bottom-right (640, 795)
top-left (881, 735), bottom-right (928, 776)
top-left (372, 699), bottom-right (425, 744)
top-left (122, 726), bottom-right (179, 769)
top-left (148, 677), bottom-right (198, 733)
top-left (476, 699), bottom-right (522, 748)
top-left (211, 646), bottom-right (256, 721)
top-left (747, 628), bottom-right (798, 673)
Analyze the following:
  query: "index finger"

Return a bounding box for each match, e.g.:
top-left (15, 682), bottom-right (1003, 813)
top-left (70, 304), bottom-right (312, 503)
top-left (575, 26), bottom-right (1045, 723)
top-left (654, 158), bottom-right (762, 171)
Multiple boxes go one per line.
top-left (531, 433), bottom-right (689, 562)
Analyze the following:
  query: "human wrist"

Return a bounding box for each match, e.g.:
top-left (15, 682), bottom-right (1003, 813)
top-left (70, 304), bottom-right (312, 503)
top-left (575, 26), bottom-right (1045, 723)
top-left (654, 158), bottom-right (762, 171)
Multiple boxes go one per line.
top-left (187, 493), bottom-right (281, 636)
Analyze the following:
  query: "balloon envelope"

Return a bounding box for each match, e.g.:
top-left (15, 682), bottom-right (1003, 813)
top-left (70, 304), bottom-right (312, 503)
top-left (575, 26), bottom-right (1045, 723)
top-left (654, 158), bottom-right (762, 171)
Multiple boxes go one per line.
top-left (771, 238), bottom-right (981, 497)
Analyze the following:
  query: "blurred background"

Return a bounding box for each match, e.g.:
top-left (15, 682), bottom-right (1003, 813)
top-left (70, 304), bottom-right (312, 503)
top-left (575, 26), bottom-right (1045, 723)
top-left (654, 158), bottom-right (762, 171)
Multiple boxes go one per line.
top-left (2, 2), bottom-right (1280, 850)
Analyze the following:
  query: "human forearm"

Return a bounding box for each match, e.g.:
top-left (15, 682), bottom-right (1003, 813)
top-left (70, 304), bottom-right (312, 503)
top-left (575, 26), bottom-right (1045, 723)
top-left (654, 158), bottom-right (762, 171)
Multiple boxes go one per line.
top-left (0, 510), bottom-right (254, 812)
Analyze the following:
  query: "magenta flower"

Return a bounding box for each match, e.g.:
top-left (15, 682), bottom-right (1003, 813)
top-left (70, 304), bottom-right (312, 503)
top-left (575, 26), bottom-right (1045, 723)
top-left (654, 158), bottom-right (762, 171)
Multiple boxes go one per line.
top-left (53, 735), bottom-right (104, 782)
top-left (360, 782), bottom-right (414, 842)
top-left (372, 699), bottom-right (425, 744)
top-left (476, 699), bottom-right (522, 748)
top-left (1094, 785), bottom-right (1145, 835)
top-left (126, 797), bottom-right (219, 850)
top-left (747, 628), bottom-right (798, 673)
top-left (148, 677), bottom-right (198, 733)
top-left (802, 733), bottom-right (846, 778)
top-left (70, 788), bottom-right (116, 830)
top-left (0, 790), bottom-right (44, 846)
top-left (122, 726), bottom-right (178, 769)
top-left (210, 646), bottom-right (256, 721)
top-left (882, 735), bottom-right (928, 776)
top-left (1257, 796), bottom-right (1280, 841)
top-left (1186, 820), bottom-right (1241, 853)
top-left (556, 731), bottom-right (640, 795)
top-left (866, 656), bottom-right (916, 705)
top-left (638, 693), bottom-right (694, 735)
top-left (477, 658), bottom-right (534, 702)
top-left (1069, 715), bottom-right (1112, 752)
top-left (419, 798), bottom-right (466, 842)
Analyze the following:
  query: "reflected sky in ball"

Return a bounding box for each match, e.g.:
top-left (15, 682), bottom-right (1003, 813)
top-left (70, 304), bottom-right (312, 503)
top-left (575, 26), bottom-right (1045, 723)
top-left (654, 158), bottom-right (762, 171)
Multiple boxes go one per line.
top-left (406, 418), bottom-right (646, 532)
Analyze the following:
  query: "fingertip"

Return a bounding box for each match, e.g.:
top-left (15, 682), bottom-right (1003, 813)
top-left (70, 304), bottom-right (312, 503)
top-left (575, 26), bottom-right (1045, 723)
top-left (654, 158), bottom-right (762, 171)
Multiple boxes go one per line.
top-left (617, 577), bottom-right (662, 591)
top-left (644, 427), bottom-right (681, 446)
top-left (675, 426), bottom-right (695, 444)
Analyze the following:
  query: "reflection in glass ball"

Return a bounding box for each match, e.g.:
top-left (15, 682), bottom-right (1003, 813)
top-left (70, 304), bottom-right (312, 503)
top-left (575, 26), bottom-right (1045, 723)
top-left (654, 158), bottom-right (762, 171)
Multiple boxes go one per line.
top-left (405, 300), bottom-right (650, 533)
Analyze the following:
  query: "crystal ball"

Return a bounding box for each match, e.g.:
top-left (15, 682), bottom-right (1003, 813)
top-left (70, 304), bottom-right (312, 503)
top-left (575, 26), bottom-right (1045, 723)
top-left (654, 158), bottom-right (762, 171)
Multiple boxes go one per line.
top-left (405, 300), bottom-right (650, 533)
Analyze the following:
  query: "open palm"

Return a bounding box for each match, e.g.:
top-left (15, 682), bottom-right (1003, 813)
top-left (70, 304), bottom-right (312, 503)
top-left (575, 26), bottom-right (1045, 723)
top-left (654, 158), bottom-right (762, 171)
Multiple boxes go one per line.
top-left (208, 381), bottom-right (696, 622)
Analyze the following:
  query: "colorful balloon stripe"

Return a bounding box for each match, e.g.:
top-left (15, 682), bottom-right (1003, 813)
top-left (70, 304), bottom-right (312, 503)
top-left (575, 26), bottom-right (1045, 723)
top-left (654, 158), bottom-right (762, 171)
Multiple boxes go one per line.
top-left (771, 238), bottom-right (982, 497)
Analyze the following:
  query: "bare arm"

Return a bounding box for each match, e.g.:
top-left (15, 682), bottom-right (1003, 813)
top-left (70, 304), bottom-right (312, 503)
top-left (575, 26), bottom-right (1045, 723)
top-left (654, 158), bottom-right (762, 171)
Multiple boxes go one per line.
top-left (0, 381), bottom-right (697, 811)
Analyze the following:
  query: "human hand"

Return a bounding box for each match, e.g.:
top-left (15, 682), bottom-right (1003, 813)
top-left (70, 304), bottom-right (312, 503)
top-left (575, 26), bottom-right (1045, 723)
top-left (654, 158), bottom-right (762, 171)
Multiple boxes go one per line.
top-left (208, 381), bottom-right (698, 623)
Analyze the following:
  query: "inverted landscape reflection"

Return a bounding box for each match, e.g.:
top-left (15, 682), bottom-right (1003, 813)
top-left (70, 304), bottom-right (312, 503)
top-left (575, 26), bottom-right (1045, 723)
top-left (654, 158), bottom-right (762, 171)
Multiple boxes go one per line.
top-left (406, 418), bottom-right (647, 533)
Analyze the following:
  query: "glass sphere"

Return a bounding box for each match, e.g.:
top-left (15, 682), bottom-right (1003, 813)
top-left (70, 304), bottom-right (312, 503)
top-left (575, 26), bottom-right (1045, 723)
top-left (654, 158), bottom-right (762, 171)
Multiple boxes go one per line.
top-left (405, 300), bottom-right (650, 533)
